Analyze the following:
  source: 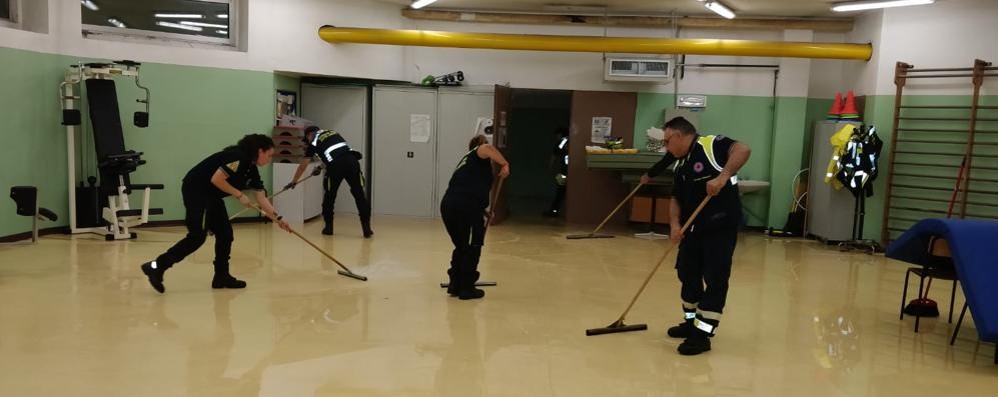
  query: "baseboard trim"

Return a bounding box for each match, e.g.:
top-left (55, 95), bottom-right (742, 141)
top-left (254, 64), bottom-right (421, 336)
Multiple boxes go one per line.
top-left (0, 217), bottom-right (269, 242)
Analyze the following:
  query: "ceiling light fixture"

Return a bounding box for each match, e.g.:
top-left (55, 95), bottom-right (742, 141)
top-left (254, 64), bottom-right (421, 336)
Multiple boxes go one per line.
top-left (154, 13), bottom-right (204, 19)
top-left (107, 18), bottom-right (126, 28)
top-left (832, 0), bottom-right (934, 12)
top-left (704, 1), bottom-right (736, 19)
top-left (411, 0), bottom-right (438, 10)
top-left (217, 30), bottom-right (228, 35)
top-left (156, 21), bottom-right (203, 32)
top-left (217, 14), bottom-right (229, 19)
top-left (81, 0), bottom-right (99, 11)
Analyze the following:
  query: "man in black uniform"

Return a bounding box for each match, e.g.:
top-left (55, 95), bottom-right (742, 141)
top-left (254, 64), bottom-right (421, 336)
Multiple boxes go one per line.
top-left (140, 133), bottom-right (291, 294)
top-left (441, 135), bottom-right (510, 299)
top-left (659, 117), bottom-right (751, 356)
top-left (544, 127), bottom-right (569, 218)
top-left (288, 126), bottom-right (373, 238)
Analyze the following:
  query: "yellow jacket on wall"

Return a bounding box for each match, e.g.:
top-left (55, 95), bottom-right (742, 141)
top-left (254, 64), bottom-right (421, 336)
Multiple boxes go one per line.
top-left (824, 125), bottom-right (855, 190)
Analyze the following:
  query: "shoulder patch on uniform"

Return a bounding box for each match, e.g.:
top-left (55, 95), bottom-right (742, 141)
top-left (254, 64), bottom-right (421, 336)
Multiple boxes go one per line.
top-left (225, 161), bottom-right (240, 173)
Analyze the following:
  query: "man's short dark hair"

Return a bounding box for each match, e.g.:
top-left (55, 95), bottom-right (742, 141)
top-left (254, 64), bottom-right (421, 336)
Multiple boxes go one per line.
top-left (305, 126), bottom-right (321, 135)
top-left (663, 117), bottom-right (697, 135)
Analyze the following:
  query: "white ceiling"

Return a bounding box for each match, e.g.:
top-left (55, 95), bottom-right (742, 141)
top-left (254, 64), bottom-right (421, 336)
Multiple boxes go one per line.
top-left (380, 0), bottom-right (859, 18)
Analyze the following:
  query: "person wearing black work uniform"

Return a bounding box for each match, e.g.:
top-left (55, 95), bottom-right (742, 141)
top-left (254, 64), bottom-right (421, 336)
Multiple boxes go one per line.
top-left (288, 126), bottom-right (372, 238)
top-left (660, 117), bottom-right (751, 356)
top-left (441, 135), bottom-right (510, 300)
top-left (544, 127), bottom-right (569, 218)
top-left (140, 134), bottom-right (292, 294)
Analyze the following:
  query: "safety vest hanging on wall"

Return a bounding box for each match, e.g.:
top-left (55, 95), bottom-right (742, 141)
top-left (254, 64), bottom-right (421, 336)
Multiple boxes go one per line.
top-left (835, 126), bottom-right (883, 198)
top-left (824, 125), bottom-right (855, 190)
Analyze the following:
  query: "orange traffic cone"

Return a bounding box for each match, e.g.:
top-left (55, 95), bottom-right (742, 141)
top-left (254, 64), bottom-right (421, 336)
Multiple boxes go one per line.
top-left (827, 92), bottom-right (843, 120)
top-left (840, 90), bottom-right (860, 120)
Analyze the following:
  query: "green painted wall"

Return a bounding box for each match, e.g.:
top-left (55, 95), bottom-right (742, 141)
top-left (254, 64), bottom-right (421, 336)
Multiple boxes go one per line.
top-left (767, 96), bottom-right (808, 229)
top-left (1, 46), bottom-right (294, 238)
top-left (864, 94), bottom-right (998, 243)
top-left (0, 47), bottom-right (69, 238)
top-left (632, 93), bottom-right (777, 227)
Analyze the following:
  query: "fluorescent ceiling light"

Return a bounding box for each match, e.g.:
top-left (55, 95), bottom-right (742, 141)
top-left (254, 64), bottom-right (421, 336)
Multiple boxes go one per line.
top-left (156, 21), bottom-right (203, 32)
top-left (216, 14), bottom-right (228, 19)
top-left (180, 21), bottom-right (228, 28)
top-left (411, 0), bottom-right (438, 9)
top-left (154, 13), bottom-right (204, 19)
top-left (107, 18), bottom-right (126, 28)
top-left (704, 1), bottom-right (736, 19)
top-left (81, 0), bottom-right (99, 11)
top-left (217, 30), bottom-right (228, 35)
top-left (832, 0), bottom-right (934, 12)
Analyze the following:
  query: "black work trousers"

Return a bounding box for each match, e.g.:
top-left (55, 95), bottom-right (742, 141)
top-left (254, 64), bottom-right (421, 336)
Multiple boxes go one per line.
top-left (156, 185), bottom-right (234, 275)
top-left (440, 196), bottom-right (486, 290)
top-left (675, 223), bottom-right (738, 323)
top-left (322, 157), bottom-right (371, 227)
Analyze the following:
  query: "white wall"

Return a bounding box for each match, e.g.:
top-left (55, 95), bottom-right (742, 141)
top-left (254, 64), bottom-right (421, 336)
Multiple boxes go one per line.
top-left (843, 10), bottom-right (885, 96)
top-left (404, 19), bottom-right (861, 96)
top-left (840, 0), bottom-right (998, 97)
top-left (808, 32), bottom-right (847, 98)
top-left (0, 0), bottom-right (407, 80)
top-left (875, 0), bottom-right (998, 95)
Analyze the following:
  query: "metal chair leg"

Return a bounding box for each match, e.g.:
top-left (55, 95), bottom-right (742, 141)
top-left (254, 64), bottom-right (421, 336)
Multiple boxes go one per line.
top-left (901, 269), bottom-right (912, 320)
top-left (915, 274), bottom-right (925, 333)
top-left (949, 280), bottom-right (957, 324)
top-left (950, 302), bottom-right (968, 346)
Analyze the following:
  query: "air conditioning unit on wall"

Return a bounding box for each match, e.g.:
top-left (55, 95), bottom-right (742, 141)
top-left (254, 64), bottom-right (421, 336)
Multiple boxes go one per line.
top-left (604, 58), bottom-right (673, 83)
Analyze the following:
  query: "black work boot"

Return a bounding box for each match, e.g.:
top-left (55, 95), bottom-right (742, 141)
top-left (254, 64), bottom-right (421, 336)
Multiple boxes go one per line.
top-left (678, 332), bottom-right (712, 356)
top-left (211, 262), bottom-right (247, 289)
top-left (322, 212), bottom-right (334, 235)
top-left (667, 319), bottom-right (695, 339)
top-left (678, 318), bottom-right (716, 356)
top-left (457, 269), bottom-right (484, 300)
top-left (446, 268), bottom-right (459, 296)
top-left (361, 219), bottom-right (374, 239)
top-left (141, 261), bottom-right (166, 294)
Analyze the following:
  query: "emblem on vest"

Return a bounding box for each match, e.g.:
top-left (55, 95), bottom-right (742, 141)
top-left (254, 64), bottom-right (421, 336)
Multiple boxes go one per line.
top-left (693, 162), bottom-right (704, 173)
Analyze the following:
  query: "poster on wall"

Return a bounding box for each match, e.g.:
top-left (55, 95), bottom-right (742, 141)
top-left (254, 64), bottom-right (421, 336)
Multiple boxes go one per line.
top-left (475, 117), bottom-right (494, 144)
top-left (410, 114), bottom-right (431, 143)
top-left (591, 117), bottom-right (612, 143)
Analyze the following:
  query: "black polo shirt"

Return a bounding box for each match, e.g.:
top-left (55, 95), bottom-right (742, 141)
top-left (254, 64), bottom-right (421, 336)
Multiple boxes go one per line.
top-left (183, 148), bottom-right (264, 198)
top-left (672, 135), bottom-right (742, 231)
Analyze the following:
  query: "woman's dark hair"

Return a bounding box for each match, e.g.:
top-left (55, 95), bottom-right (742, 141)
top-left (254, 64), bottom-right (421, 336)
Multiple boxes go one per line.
top-left (229, 133), bottom-right (275, 158)
top-left (468, 134), bottom-right (488, 150)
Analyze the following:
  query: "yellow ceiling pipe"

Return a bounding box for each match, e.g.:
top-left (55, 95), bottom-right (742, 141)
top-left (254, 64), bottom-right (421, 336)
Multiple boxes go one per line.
top-left (318, 26), bottom-right (871, 61)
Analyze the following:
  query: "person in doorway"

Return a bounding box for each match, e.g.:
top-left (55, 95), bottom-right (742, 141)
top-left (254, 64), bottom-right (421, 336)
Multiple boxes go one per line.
top-left (544, 127), bottom-right (570, 218)
top-left (140, 133), bottom-right (292, 294)
top-left (287, 126), bottom-right (373, 238)
top-left (659, 116), bottom-right (751, 356)
top-left (441, 135), bottom-right (510, 300)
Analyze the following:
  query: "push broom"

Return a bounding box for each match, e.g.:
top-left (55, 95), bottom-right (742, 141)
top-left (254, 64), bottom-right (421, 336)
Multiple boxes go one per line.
top-left (586, 195), bottom-right (711, 336)
top-left (439, 176), bottom-right (507, 289)
top-left (247, 202), bottom-right (368, 281)
top-left (566, 182), bottom-right (645, 240)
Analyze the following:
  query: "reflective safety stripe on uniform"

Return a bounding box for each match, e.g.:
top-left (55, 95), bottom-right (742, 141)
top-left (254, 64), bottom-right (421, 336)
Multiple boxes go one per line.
top-left (683, 301), bottom-right (698, 319)
top-left (323, 142), bottom-right (348, 162)
top-left (698, 135), bottom-right (723, 172)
